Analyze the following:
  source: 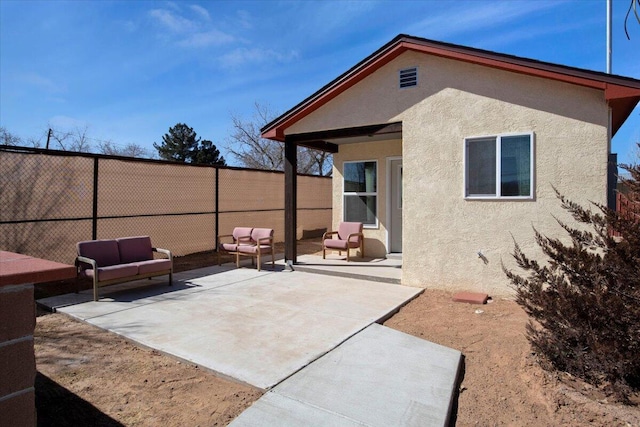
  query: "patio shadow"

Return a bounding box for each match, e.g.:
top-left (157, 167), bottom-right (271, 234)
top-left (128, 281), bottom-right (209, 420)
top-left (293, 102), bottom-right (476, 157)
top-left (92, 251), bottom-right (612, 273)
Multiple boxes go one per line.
top-left (36, 371), bottom-right (124, 427)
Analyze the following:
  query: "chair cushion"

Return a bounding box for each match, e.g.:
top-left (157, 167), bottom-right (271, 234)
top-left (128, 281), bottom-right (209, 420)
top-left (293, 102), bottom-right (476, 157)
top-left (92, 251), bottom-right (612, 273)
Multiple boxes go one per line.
top-left (233, 227), bottom-right (253, 243)
top-left (338, 222), bottom-right (363, 242)
top-left (84, 264), bottom-right (139, 282)
top-left (133, 259), bottom-right (172, 275)
top-left (77, 240), bottom-right (121, 267)
top-left (251, 228), bottom-right (273, 243)
top-left (117, 236), bottom-right (154, 263)
top-left (323, 239), bottom-right (349, 250)
top-left (238, 245), bottom-right (273, 254)
top-left (220, 243), bottom-right (239, 252)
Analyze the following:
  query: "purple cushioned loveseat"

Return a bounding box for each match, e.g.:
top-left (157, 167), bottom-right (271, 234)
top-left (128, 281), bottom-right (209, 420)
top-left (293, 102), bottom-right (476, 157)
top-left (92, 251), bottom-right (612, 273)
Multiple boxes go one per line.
top-left (76, 236), bottom-right (173, 301)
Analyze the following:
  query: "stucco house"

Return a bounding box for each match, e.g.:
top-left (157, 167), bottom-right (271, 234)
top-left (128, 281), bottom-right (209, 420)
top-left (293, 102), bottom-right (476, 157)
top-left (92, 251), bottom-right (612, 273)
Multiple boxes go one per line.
top-left (261, 34), bottom-right (640, 296)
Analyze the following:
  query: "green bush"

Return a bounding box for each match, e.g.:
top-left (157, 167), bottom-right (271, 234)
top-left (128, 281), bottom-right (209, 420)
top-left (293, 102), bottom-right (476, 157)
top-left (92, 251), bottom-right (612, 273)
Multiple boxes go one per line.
top-left (504, 153), bottom-right (640, 401)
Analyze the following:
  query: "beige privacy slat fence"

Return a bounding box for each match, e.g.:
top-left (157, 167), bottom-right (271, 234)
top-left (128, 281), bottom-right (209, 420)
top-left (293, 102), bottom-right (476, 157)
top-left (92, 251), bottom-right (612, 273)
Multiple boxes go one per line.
top-left (0, 146), bottom-right (332, 264)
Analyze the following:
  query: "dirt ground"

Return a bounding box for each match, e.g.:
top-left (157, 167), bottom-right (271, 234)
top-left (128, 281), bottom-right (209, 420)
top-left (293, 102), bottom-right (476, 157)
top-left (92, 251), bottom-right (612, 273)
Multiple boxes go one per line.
top-left (34, 239), bottom-right (639, 426)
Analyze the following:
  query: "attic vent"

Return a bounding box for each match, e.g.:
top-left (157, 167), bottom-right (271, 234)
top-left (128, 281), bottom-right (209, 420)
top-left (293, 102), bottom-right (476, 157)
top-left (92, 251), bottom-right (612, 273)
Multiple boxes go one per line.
top-left (399, 67), bottom-right (417, 88)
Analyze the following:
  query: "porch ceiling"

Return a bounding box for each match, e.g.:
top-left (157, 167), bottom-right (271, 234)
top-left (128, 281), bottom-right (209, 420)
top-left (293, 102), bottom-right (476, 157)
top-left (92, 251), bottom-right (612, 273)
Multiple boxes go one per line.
top-left (285, 122), bottom-right (402, 153)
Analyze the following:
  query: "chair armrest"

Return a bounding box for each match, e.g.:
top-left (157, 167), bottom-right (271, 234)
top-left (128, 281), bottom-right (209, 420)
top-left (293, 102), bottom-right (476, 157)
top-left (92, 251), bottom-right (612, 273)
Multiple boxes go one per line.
top-left (322, 231), bottom-right (338, 240)
top-left (76, 255), bottom-right (97, 271)
top-left (347, 232), bottom-right (364, 243)
top-left (256, 236), bottom-right (273, 245)
top-left (153, 247), bottom-right (173, 262)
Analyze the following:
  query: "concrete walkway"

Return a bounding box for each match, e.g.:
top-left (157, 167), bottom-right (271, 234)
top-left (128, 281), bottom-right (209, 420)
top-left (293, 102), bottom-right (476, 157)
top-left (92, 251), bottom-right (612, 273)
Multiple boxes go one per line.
top-left (38, 265), bottom-right (461, 426)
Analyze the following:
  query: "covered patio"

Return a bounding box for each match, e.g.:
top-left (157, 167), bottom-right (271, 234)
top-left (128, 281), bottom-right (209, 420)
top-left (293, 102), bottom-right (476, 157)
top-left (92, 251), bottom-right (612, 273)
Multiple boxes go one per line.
top-left (274, 122), bottom-right (403, 265)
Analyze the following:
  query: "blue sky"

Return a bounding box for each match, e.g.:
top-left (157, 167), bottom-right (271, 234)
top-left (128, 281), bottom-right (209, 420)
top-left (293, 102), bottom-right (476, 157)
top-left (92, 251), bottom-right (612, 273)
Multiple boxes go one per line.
top-left (1, 0), bottom-right (639, 165)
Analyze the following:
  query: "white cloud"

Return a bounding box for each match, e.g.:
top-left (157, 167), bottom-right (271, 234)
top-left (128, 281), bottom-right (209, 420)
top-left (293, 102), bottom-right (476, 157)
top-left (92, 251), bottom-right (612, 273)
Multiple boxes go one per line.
top-left (178, 29), bottom-right (235, 48)
top-left (220, 47), bottom-right (299, 68)
top-left (149, 6), bottom-right (234, 49)
top-left (236, 10), bottom-right (252, 29)
top-left (115, 19), bottom-right (137, 33)
top-left (190, 4), bottom-right (211, 21)
top-left (149, 8), bottom-right (195, 33)
top-left (405, 1), bottom-right (564, 41)
top-left (19, 72), bottom-right (65, 94)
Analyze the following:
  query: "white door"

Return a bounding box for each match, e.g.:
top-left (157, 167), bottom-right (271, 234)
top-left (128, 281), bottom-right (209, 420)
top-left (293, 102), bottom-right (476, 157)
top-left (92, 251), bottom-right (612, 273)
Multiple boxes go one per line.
top-left (389, 159), bottom-right (402, 253)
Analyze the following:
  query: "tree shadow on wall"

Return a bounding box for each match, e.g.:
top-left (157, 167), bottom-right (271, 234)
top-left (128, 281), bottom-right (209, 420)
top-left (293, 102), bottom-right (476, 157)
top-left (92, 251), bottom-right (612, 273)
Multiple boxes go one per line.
top-left (0, 151), bottom-right (89, 263)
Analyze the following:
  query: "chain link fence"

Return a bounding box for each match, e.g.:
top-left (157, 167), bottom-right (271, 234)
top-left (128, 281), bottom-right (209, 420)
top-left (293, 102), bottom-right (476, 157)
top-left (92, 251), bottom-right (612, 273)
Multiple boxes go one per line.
top-left (0, 146), bottom-right (331, 264)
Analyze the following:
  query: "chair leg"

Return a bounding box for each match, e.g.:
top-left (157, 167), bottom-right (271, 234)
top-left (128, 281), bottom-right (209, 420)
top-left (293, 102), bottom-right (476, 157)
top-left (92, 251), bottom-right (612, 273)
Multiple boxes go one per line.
top-left (322, 246), bottom-right (326, 259)
top-left (93, 278), bottom-right (99, 302)
top-left (271, 251), bottom-right (275, 269)
top-left (257, 252), bottom-right (261, 271)
top-left (236, 252), bottom-right (240, 268)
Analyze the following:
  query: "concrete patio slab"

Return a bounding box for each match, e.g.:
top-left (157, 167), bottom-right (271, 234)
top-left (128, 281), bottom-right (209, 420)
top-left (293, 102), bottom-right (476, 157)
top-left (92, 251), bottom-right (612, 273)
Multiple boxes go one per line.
top-left (38, 268), bottom-right (422, 390)
top-left (231, 324), bottom-right (462, 427)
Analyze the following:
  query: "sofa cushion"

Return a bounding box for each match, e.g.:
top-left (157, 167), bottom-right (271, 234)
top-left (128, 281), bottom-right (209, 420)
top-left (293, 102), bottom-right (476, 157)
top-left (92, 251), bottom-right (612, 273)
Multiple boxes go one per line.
top-left (117, 236), bottom-right (154, 264)
top-left (84, 264), bottom-right (139, 282)
top-left (77, 239), bottom-right (121, 267)
top-left (133, 259), bottom-right (172, 275)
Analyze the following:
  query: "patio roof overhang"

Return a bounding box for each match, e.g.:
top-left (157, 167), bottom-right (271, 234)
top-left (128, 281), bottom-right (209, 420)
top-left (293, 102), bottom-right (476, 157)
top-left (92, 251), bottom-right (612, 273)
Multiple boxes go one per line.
top-left (285, 122), bottom-right (403, 153)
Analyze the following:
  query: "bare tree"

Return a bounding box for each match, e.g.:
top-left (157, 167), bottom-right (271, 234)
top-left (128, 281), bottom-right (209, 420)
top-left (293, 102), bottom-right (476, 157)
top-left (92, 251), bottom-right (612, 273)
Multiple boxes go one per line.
top-left (0, 127), bottom-right (22, 146)
top-left (98, 140), bottom-right (152, 158)
top-left (226, 102), bottom-right (332, 176)
top-left (48, 124), bottom-right (93, 152)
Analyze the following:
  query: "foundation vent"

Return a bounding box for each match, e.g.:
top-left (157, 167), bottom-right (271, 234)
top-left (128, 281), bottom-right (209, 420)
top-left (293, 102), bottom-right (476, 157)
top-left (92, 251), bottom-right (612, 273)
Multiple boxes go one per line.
top-left (399, 67), bottom-right (417, 88)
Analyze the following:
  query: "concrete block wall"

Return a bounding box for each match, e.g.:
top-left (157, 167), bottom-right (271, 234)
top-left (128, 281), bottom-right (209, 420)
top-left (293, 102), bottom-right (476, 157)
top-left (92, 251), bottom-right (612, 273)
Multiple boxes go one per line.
top-left (0, 283), bottom-right (36, 427)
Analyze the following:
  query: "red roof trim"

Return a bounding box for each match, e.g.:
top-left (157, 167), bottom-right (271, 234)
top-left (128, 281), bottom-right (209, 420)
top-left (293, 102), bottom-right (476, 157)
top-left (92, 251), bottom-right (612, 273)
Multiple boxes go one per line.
top-left (262, 35), bottom-right (640, 141)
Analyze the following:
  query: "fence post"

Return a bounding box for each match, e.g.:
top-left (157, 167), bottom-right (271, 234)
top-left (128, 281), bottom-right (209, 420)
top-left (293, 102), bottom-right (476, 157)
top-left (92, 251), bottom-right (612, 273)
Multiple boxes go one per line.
top-left (215, 166), bottom-right (219, 252)
top-left (608, 153), bottom-right (618, 211)
top-left (92, 157), bottom-right (99, 240)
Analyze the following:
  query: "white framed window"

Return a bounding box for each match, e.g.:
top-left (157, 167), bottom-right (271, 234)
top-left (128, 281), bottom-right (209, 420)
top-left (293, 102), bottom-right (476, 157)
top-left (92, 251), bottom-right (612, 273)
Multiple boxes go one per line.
top-left (464, 132), bottom-right (534, 199)
top-left (343, 160), bottom-right (378, 227)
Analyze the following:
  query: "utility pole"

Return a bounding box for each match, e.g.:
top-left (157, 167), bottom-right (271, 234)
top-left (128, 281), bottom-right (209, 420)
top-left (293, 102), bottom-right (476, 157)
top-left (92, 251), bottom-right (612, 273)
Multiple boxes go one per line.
top-left (607, 0), bottom-right (612, 74)
top-left (46, 128), bottom-right (52, 149)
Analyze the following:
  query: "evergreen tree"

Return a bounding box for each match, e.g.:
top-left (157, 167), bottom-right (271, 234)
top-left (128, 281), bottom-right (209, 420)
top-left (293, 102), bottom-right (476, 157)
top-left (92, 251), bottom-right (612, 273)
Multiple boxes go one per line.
top-left (195, 139), bottom-right (226, 166)
top-left (154, 123), bottom-right (225, 165)
top-left (504, 146), bottom-right (640, 400)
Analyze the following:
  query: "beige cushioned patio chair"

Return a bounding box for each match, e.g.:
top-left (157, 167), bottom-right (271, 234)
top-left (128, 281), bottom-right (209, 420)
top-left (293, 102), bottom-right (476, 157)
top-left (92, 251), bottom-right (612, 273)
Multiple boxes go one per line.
top-left (322, 222), bottom-right (364, 261)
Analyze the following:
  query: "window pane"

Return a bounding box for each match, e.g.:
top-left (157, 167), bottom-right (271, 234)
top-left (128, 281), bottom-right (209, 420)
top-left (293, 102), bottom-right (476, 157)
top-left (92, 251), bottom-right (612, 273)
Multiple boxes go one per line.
top-left (467, 138), bottom-right (496, 195)
top-left (344, 162), bottom-right (377, 192)
top-left (501, 135), bottom-right (531, 196)
top-left (344, 195), bottom-right (377, 225)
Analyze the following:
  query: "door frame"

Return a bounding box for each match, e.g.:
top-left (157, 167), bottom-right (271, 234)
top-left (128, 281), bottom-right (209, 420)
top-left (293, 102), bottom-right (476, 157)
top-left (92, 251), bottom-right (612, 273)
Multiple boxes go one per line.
top-left (386, 156), bottom-right (403, 253)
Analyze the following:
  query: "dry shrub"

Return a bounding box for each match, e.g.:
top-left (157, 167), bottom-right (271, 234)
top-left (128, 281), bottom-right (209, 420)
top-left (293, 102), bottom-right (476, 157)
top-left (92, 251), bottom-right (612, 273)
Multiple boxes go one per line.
top-left (504, 152), bottom-right (640, 402)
